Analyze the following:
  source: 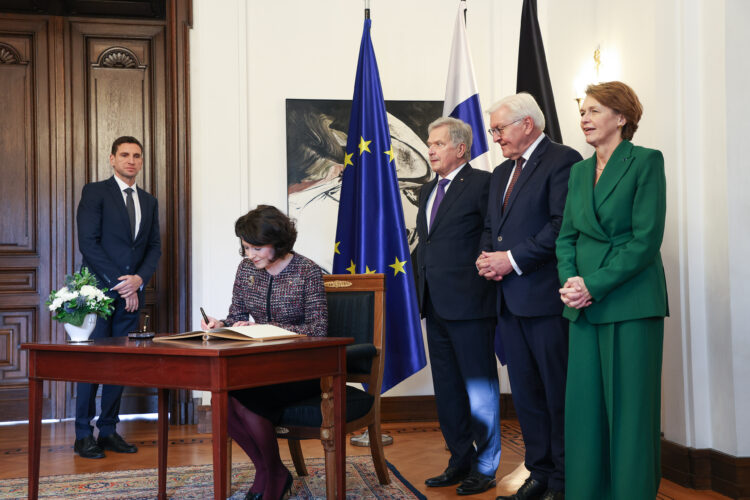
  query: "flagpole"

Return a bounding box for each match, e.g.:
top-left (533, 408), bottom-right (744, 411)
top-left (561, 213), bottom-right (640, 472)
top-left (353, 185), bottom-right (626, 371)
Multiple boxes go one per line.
top-left (348, 0), bottom-right (399, 449)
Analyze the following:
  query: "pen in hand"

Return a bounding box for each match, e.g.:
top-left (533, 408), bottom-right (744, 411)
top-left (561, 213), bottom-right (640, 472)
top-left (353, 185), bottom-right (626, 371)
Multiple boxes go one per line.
top-left (200, 307), bottom-right (211, 331)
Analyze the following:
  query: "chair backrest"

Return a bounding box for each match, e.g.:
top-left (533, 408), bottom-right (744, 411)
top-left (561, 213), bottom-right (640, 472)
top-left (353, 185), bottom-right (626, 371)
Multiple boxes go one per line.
top-left (323, 274), bottom-right (385, 387)
top-left (325, 288), bottom-right (374, 344)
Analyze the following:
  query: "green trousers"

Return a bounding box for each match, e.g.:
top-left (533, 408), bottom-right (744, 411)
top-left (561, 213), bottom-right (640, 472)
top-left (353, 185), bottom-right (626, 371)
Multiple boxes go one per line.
top-left (565, 315), bottom-right (663, 500)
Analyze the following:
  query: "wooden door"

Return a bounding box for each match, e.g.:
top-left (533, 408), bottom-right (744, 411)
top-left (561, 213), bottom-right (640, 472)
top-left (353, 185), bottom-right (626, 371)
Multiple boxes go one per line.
top-left (0, 17), bottom-right (55, 420)
top-left (0, 1), bottom-right (193, 423)
top-left (66, 19), bottom-right (169, 417)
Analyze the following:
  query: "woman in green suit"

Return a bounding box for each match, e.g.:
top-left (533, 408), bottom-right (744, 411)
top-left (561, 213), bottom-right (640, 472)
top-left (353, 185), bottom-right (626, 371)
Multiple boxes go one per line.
top-left (557, 81), bottom-right (668, 499)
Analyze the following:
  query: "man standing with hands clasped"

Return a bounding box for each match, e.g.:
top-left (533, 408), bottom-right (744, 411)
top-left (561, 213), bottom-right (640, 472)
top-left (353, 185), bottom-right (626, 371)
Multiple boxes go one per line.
top-left (477, 94), bottom-right (581, 500)
top-left (73, 136), bottom-right (161, 459)
top-left (415, 117), bottom-right (501, 496)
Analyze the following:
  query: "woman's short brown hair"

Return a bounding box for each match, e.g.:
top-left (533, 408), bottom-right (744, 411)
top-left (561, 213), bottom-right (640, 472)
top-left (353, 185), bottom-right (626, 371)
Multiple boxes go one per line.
top-left (585, 81), bottom-right (643, 141)
top-left (235, 205), bottom-right (297, 259)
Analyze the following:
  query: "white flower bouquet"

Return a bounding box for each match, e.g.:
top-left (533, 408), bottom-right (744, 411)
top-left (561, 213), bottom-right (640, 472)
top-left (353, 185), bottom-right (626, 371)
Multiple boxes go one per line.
top-left (47, 267), bottom-right (115, 326)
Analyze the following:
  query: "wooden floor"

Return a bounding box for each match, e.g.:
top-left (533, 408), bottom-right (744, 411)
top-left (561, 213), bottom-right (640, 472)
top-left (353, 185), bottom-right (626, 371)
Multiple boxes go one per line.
top-left (0, 418), bottom-right (728, 499)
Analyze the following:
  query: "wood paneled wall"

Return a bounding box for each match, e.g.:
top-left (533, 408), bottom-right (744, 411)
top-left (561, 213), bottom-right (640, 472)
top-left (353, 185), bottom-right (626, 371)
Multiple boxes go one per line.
top-left (0, 16), bottom-right (55, 421)
top-left (0, 0), bottom-right (192, 423)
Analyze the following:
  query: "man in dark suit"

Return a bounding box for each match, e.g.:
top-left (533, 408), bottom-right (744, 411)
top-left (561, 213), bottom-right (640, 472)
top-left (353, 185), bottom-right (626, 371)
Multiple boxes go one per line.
top-left (74, 136), bottom-right (161, 458)
top-left (477, 94), bottom-right (581, 500)
top-left (415, 117), bottom-right (500, 495)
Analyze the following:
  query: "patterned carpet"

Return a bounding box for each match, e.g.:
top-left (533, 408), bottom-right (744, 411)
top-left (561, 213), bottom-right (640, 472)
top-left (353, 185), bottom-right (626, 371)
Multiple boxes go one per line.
top-left (0, 456), bottom-right (426, 499)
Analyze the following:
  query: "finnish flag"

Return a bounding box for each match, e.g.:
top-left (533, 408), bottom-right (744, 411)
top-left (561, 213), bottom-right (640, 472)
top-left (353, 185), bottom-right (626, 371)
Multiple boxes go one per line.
top-left (443, 0), bottom-right (492, 172)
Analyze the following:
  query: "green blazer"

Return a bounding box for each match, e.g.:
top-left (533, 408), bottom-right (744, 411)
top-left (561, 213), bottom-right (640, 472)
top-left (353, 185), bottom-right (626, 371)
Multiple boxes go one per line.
top-left (556, 140), bottom-right (668, 324)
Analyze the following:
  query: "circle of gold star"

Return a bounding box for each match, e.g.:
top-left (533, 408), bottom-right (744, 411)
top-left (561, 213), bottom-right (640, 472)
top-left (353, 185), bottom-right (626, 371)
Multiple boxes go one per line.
top-left (358, 137), bottom-right (372, 155)
top-left (388, 256), bottom-right (407, 276)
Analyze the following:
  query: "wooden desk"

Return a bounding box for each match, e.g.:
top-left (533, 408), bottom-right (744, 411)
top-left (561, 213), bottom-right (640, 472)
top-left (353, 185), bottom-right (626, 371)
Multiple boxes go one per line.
top-left (22, 335), bottom-right (351, 500)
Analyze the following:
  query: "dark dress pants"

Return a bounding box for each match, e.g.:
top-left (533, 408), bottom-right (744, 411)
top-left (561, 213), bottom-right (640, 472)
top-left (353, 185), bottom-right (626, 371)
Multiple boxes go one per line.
top-left (498, 303), bottom-right (568, 491)
top-left (75, 293), bottom-right (140, 439)
top-left (425, 288), bottom-right (501, 476)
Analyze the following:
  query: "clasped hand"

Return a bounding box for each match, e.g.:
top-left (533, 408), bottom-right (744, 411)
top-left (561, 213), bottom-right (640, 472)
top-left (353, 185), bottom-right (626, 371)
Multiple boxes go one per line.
top-left (559, 276), bottom-right (592, 309)
top-left (476, 251), bottom-right (513, 281)
top-left (111, 274), bottom-right (143, 312)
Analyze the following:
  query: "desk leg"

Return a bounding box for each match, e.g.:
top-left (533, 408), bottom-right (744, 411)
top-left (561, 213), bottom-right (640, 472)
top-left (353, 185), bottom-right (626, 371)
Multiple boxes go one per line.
top-left (28, 376), bottom-right (42, 500)
top-left (157, 389), bottom-right (169, 500)
top-left (211, 391), bottom-right (229, 500)
top-left (320, 374), bottom-right (346, 500)
top-left (333, 372), bottom-right (346, 500)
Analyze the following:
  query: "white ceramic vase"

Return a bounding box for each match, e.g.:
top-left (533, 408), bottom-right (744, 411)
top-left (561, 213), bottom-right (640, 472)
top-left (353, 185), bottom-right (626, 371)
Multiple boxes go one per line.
top-left (64, 313), bottom-right (98, 342)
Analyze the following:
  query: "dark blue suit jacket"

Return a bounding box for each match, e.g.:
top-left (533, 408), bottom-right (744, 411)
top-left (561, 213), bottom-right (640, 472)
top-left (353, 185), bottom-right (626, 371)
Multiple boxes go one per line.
top-left (480, 136), bottom-right (582, 317)
top-left (77, 176), bottom-right (161, 291)
top-left (414, 164), bottom-right (496, 321)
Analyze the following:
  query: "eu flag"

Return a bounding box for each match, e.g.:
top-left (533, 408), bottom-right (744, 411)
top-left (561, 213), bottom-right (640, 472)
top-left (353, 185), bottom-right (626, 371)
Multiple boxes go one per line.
top-left (333, 19), bottom-right (426, 393)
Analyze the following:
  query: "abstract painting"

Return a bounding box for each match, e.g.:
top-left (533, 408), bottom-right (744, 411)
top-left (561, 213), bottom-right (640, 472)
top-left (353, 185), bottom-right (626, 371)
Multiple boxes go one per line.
top-left (286, 99), bottom-right (443, 272)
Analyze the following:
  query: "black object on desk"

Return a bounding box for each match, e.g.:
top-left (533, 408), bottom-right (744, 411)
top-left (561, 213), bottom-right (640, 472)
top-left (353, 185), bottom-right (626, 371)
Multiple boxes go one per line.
top-left (128, 314), bottom-right (155, 339)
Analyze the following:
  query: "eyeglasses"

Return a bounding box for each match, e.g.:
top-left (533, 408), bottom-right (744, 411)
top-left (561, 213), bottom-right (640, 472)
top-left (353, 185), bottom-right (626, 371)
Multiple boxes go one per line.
top-left (488, 118), bottom-right (524, 137)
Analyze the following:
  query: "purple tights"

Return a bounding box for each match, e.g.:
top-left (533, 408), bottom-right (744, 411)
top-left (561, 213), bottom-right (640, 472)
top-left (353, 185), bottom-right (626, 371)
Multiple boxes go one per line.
top-left (227, 396), bottom-right (290, 499)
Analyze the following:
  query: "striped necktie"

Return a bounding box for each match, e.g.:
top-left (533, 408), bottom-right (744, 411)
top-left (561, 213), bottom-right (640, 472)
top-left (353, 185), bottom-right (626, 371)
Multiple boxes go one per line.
top-left (502, 157), bottom-right (525, 212)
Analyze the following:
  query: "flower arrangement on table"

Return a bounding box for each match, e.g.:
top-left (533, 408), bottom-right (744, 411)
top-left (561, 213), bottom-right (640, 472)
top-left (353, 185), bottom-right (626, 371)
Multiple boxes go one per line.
top-left (47, 267), bottom-right (114, 326)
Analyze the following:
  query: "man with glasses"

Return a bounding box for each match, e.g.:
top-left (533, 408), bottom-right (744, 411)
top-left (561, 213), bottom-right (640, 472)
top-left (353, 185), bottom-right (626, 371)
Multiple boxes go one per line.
top-left (477, 94), bottom-right (581, 500)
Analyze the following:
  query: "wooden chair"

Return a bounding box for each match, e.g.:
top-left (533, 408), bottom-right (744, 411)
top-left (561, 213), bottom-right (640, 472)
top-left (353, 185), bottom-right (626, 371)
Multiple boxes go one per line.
top-left (275, 273), bottom-right (390, 485)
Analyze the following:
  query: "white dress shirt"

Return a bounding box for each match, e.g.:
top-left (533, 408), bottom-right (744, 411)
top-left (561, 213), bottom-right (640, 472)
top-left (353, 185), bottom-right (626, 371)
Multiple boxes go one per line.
top-left (505, 133), bottom-right (545, 275)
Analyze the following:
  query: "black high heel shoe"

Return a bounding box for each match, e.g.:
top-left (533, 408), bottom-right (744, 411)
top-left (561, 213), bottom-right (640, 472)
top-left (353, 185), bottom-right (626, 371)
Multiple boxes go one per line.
top-left (244, 492), bottom-right (262, 500)
top-left (277, 471), bottom-right (293, 500)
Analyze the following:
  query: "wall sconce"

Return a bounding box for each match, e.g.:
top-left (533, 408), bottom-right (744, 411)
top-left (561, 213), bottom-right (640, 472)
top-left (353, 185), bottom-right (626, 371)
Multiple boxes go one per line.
top-left (593, 45), bottom-right (601, 78)
top-left (574, 44), bottom-right (621, 111)
top-left (574, 45), bottom-right (602, 111)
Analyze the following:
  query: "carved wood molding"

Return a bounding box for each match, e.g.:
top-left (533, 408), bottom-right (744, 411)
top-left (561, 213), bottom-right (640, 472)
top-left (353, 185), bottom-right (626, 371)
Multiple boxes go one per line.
top-left (93, 47), bottom-right (146, 69)
top-left (0, 43), bottom-right (23, 64)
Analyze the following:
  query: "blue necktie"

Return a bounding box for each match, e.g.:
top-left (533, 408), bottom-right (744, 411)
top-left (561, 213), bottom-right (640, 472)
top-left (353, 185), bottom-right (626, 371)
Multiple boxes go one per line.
top-left (429, 178), bottom-right (451, 229)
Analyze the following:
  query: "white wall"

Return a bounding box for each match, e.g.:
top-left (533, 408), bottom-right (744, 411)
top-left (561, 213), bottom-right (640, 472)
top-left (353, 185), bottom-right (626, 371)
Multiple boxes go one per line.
top-left (190, 0), bottom-right (520, 398)
top-left (190, 0), bottom-right (750, 456)
top-left (723, 0), bottom-right (750, 457)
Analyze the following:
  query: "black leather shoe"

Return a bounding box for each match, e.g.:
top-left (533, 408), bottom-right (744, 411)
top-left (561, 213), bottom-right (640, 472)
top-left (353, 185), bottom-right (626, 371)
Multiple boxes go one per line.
top-left (73, 435), bottom-right (105, 459)
top-left (244, 492), bottom-right (262, 500)
top-left (496, 477), bottom-right (547, 500)
top-left (456, 471), bottom-right (496, 495)
top-left (97, 432), bottom-right (138, 453)
top-left (540, 489), bottom-right (564, 500)
top-left (425, 466), bottom-right (470, 487)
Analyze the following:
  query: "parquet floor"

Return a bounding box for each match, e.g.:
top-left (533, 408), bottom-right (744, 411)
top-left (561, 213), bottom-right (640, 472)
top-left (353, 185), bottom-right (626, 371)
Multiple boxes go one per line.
top-left (0, 418), bottom-right (728, 499)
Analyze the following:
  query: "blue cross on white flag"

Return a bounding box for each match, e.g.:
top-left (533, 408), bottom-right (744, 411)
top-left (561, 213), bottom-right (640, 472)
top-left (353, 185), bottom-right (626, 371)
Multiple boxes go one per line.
top-left (443, 0), bottom-right (492, 172)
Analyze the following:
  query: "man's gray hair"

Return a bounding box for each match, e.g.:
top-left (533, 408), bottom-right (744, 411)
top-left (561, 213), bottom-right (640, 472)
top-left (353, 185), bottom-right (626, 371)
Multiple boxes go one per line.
top-left (428, 117), bottom-right (473, 160)
top-left (487, 92), bottom-right (546, 132)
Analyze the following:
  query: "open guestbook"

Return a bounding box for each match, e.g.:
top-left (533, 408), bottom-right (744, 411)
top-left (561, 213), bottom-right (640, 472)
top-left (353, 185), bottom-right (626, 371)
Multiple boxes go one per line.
top-left (153, 324), bottom-right (302, 342)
